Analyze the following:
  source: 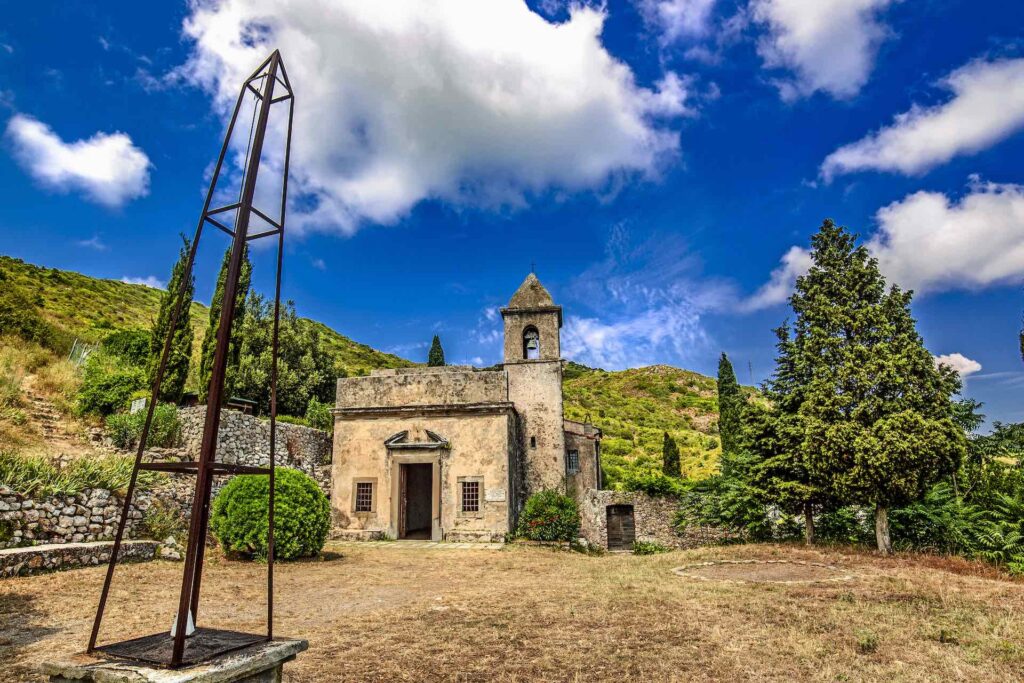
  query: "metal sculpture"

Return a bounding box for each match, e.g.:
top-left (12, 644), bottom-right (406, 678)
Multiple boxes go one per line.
top-left (87, 50), bottom-right (294, 668)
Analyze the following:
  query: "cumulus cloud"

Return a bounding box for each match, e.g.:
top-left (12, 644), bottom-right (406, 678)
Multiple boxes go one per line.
top-left (751, 0), bottom-right (894, 100)
top-left (178, 0), bottom-right (691, 234)
top-left (5, 114), bottom-right (150, 208)
top-left (121, 275), bottom-right (165, 289)
top-left (822, 58), bottom-right (1024, 179)
top-left (744, 177), bottom-right (1024, 308)
top-left (934, 353), bottom-right (982, 379)
top-left (636, 0), bottom-right (718, 44)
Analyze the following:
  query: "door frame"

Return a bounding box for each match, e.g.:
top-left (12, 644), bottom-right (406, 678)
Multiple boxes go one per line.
top-left (390, 454), bottom-right (441, 541)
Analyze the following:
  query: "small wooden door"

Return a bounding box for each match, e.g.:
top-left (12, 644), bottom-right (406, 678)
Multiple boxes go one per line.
top-left (398, 464), bottom-right (408, 539)
top-left (606, 505), bottom-right (635, 550)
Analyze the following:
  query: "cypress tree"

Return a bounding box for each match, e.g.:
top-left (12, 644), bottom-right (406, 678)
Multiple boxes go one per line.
top-left (148, 236), bottom-right (194, 403)
top-left (787, 219), bottom-right (966, 553)
top-left (662, 432), bottom-right (681, 478)
top-left (427, 335), bottom-right (445, 367)
top-left (716, 352), bottom-right (744, 476)
top-left (199, 245), bottom-right (251, 403)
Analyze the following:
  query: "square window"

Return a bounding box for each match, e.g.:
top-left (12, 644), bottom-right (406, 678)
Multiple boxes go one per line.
top-left (354, 481), bottom-right (373, 512)
top-left (566, 449), bottom-right (580, 474)
top-left (461, 480), bottom-right (480, 513)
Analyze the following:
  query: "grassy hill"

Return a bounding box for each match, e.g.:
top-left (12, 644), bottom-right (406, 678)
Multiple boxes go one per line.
top-left (0, 256), bottom-right (414, 380)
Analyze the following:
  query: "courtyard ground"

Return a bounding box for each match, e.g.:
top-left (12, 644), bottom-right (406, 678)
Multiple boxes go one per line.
top-left (1, 542), bottom-right (1022, 682)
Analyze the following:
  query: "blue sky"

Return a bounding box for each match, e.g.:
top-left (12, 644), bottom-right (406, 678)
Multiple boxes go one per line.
top-left (1, 0), bottom-right (1022, 427)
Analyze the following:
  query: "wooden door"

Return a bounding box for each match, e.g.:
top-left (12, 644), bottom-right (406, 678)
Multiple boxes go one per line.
top-left (398, 464), bottom-right (408, 539)
top-left (606, 505), bottom-right (635, 550)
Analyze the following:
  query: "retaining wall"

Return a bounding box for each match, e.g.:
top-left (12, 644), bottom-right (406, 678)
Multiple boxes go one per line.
top-left (0, 540), bottom-right (159, 578)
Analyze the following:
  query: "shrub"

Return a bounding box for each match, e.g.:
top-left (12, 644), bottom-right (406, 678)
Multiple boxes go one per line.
top-left (305, 396), bottom-right (332, 432)
top-left (622, 470), bottom-right (686, 498)
top-left (633, 540), bottom-right (669, 555)
top-left (101, 328), bottom-right (152, 366)
top-left (516, 490), bottom-right (580, 542)
top-left (105, 403), bottom-right (180, 450)
top-left (210, 467), bottom-right (330, 560)
top-left (0, 451), bottom-right (159, 497)
top-left (142, 497), bottom-right (186, 541)
top-left (76, 351), bottom-right (147, 416)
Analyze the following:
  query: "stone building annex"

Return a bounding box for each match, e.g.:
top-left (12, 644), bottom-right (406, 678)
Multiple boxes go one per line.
top-left (330, 273), bottom-right (603, 542)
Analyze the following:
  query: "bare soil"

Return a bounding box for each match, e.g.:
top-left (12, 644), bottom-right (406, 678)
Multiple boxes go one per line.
top-left (675, 560), bottom-right (852, 583)
top-left (2, 543), bottom-right (1022, 682)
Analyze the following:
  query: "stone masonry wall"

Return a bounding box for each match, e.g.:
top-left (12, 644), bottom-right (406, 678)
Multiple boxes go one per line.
top-left (178, 406), bottom-right (332, 495)
top-left (0, 540), bottom-right (158, 578)
top-left (578, 489), bottom-right (735, 550)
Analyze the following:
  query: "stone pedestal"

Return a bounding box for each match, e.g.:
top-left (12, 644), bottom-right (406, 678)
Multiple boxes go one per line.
top-left (41, 638), bottom-right (307, 683)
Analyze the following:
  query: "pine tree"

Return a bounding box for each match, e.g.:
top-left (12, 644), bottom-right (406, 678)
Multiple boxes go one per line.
top-left (148, 236), bottom-right (195, 403)
top-left (199, 245), bottom-right (251, 403)
top-left (787, 219), bottom-right (966, 553)
top-left (662, 432), bottom-right (681, 478)
top-left (717, 352), bottom-right (744, 477)
top-left (427, 335), bottom-right (445, 367)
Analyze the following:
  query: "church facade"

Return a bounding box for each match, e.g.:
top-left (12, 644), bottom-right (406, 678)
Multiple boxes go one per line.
top-left (330, 274), bottom-right (602, 542)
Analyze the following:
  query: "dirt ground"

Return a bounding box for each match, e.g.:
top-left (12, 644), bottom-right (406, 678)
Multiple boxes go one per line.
top-left (2, 542), bottom-right (1023, 682)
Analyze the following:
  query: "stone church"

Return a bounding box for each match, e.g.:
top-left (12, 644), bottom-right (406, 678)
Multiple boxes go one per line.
top-left (330, 274), bottom-right (602, 542)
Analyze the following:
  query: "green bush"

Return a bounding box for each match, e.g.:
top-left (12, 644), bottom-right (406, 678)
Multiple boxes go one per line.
top-left (210, 467), bottom-right (330, 560)
top-left (516, 490), bottom-right (580, 542)
top-left (101, 328), bottom-right (152, 366)
top-left (304, 397), bottom-right (332, 432)
top-left (0, 451), bottom-right (159, 497)
top-left (633, 540), bottom-right (669, 555)
top-left (76, 351), bottom-right (147, 416)
top-left (105, 403), bottom-right (180, 450)
top-left (622, 470), bottom-right (686, 498)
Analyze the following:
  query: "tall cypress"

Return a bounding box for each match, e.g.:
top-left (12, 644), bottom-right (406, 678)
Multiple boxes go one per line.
top-left (199, 245), bottom-right (251, 403)
top-left (427, 335), bottom-right (445, 367)
top-left (716, 352), bottom-right (744, 476)
top-left (662, 432), bottom-right (681, 478)
top-left (148, 236), bottom-right (194, 403)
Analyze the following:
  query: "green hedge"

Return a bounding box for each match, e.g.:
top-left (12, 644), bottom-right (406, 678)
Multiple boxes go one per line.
top-left (516, 490), bottom-right (580, 542)
top-left (210, 467), bottom-right (330, 560)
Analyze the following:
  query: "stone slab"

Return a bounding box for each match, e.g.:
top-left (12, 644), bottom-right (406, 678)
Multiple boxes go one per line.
top-left (41, 638), bottom-right (307, 683)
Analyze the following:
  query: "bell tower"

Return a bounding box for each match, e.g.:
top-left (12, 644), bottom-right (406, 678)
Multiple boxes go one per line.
top-left (502, 273), bottom-right (566, 493)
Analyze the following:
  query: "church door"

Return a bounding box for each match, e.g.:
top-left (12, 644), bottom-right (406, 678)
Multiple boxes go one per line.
top-left (399, 463), bottom-right (433, 540)
top-left (606, 505), bottom-right (636, 550)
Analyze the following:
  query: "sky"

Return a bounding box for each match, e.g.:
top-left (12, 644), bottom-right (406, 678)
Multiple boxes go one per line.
top-left (0, 0), bottom-right (1022, 427)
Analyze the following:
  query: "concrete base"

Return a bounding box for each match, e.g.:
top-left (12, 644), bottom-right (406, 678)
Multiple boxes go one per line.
top-left (41, 638), bottom-right (307, 683)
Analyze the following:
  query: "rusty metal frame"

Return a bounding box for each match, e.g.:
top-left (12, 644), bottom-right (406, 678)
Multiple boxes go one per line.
top-left (87, 50), bottom-right (294, 669)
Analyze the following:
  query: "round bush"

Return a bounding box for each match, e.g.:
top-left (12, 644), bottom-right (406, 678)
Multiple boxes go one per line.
top-left (211, 467), bottom-right (330, 560)
top-left (516, 489), bottom-right (580, 542)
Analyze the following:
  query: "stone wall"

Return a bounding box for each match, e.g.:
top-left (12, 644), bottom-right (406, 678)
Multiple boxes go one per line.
top-left (0, 540), bottom-right (158, 578)
top-left (178, 406), bottom-right (332, 494)
top-left (578, 489), bottom-right (735, 550)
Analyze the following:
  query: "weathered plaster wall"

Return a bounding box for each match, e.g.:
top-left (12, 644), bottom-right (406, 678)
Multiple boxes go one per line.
top-left (564, 419), bottom-right (601, 495)
top-left (578, 489), bottom-right (734, 550)
top-left (332, 412), bottom-right (514, 542)
top-left (337, 367), bottom-right (507, 408)
top-left (506, 360), bottom-right (565, 493)
top-left (501, 308), bottom-right (561, 362)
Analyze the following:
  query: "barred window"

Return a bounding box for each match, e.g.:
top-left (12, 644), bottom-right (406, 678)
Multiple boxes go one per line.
top-left (461, 480), bottom-right (480, 513)
top-left (566, 449), bottom-right (580, 474)
top-left (354, 482), bottom-right (373, 512)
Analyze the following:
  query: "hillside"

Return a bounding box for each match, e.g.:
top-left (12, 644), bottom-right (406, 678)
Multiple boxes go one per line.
top-left (0, 256), bottom-right (414, 380)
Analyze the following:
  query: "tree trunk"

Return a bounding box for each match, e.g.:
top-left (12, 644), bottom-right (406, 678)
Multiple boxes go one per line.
top-left (875, 504), bottom-right (892, 555)
top-left (803, 502), bottom-right (816, 545)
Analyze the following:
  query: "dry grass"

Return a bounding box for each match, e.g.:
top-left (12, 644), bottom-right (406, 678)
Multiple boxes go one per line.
top-left (1, 543), bottom-right (1022, 682)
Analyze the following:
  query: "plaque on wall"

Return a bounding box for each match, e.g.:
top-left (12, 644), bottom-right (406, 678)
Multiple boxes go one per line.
top-left (485, 488), bottom-right (506, 502)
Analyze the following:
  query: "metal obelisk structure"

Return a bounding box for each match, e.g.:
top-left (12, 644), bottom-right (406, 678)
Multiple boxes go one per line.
top-left (87, 50), bottom-right (294, 668)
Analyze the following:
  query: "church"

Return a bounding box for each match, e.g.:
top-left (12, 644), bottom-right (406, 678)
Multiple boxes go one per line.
top-left (330, 273), bottom-right (602, 542)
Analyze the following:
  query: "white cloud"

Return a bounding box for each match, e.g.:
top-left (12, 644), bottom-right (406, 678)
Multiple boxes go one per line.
top-left (822, 58), bottom-right (1024, 179)
top-left (740, 245), bottom-right (812, 311)
top-left (637, 0), bottom-right (718, 44)
top-left (868, 177), bottom-right (1024, 293)
top-left (178, 0), bottom-right (690, 234)
top-left (751, 0), bottom-right (894, 100)
top-left (745, 177), bottom-right (1024, 307)
top-left (311, 257), bottom-right (326, 271)
top-left (934, 353), bottom-right (982, 379)
top-left (75, 235), bottom-right (108, 251)
top-left (121, 275), bottom-right (165, 289)
top-left (5, 114), bottom-right (150, 208)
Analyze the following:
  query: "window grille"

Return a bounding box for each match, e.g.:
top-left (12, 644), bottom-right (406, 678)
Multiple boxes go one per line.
top-left (566, 450), bottom-right (580, 474)
top-left (461, 480), bottom-right (480, 513)
top-left (354, 481), bottom-right (373, 512)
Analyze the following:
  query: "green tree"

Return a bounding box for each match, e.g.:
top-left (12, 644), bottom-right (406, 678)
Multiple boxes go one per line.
top-left (199, 245), bottom-right (251, 403)
top-left (717, 352), bottom-right (744, 476)
top-left (148, 236), bottom-right (194, 403)
top-left (787, 220), bottom-right (966, 553)
top-left (427, 335), bottom-right (445, 367)
top-left (661, 432), bottom-right (681, 477)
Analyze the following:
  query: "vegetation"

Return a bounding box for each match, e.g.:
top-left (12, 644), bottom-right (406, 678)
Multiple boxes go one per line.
top-left (516, 490), bottom-right (580, 542)
top-left (304, 397), bottom-right (333, 432)
top-left (149, 236), bottom-right (195, 403)
top-left (0, 450), bottom-right (160, 497)
top-left (661, 431), bottom-right (680, 477)
top-left (210, 467), bottom-right (331, 560)
top-left (632, 540), bottom-right (669, 555)
top-left (75, 351), bottom-right (147, 416)
top-left (199, 245), bottom-right (251, 402)
top-left (716, 353), bottom-right (743, 477)
top-left (427, 334), bottom-right (445, 366)
top-left (105, 404), bottom-right (181, 450)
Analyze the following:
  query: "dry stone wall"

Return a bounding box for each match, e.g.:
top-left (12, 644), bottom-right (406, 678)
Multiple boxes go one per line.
top-left (578, 489), bottom-right (736, 550)
top-left (0, 540), bottom-right (158, 578)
